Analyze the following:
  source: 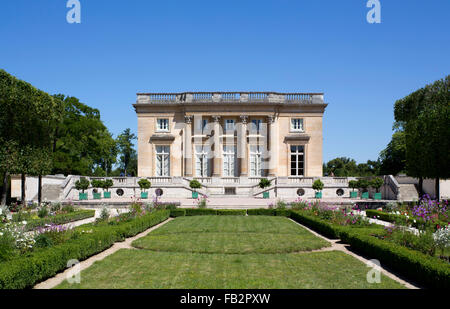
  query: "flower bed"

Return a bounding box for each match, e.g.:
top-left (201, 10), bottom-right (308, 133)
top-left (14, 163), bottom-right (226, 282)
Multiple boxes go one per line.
top-left (23, 210), bottom-right (96, 231)
top-left (366, 209), bottom-right (448, 230)
top-left (0, 209), bottom-right (170, 289)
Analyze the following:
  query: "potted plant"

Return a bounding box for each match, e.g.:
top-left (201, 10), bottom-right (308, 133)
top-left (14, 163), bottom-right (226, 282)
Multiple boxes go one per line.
top-left (312, 179), bottom-right (324, 199)
top-left (370, 177), bottom-right (384, 200)
top-left (102, 179), bottom-right (113, 199)
top-left (189, 180), bottom-right (202, 199)
top-left (138, 178), bottom-right (151, 199)
top-left (258, 178), bottom-right (271, 199)
top-left (75, 177), bottom-right (90, 200)
top-left (90, 179), bottom-right (103, 199)
top-left (358, 179), bottom-right (370, 199)
top-left (349, 180), bottom-right (358, 198)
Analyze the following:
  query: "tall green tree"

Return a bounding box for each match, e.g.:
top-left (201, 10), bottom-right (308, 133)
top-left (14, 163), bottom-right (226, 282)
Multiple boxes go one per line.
top-left (116, 128), bottom-right (137, 176)
top-left (0, 70), bottom-right (59, 205)
top-left (394, 75), bottom-right (450, 199)
top-left (51, 94), bottom-right (117, 176)
top-left (379, 130), bottom-right (406, 175)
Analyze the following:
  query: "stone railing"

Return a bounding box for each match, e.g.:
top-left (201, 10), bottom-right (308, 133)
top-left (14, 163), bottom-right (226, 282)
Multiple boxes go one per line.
top-left (136, 92), bottom-right (324, 105)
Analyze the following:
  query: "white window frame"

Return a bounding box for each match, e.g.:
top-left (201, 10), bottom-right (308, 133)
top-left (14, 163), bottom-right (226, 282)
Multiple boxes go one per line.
top-left (290, 118), bottom-right (304, 132)
top-left (222, 145), bottom-right (237, 177)
top-left (290, 145), bottom-right (304, 176)
top-left (156, 118), bottom-right (170, 132)
top-left (155, 145), bottom-right (170, 176)
top-left (195, 145), bottom-right (210, 177)
top-left (250, 145), bottom-right (263, 177)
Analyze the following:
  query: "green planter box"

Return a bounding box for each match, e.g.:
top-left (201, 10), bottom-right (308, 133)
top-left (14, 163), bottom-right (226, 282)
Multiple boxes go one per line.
top-left (263, 191), bottom-right (270, 199)
top-left (79, 192), bottom-right (88, 200)
top-left (361, 192), bottom-right (369, 199)
top-left (93, 192), bottom-right (101, 200)
top-left (373, 192), bottom-right (382, 200)
top-left (350, 191), bottom-right (358, 198)
top-left (192, 191), bottom-right (199, 199)
top-left (315, 191), bottom-right (322, 199)
top-left (103, 192), bottom-right (111, 199)
top-left (141, 192), bottom-right (149, 199)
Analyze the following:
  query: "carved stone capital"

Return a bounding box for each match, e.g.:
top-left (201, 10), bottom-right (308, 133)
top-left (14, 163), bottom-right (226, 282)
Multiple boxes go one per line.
top-left (212, 115), bottom-right (221, 123)
top-left (184, 115), bottom-right (193, 124)
top-left (239, 115), bottom-right (249, 124)
top-left (267, 115), bottom-right (276, 124)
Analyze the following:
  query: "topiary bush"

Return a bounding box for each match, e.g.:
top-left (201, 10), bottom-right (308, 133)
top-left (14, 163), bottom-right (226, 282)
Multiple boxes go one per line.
top-left (370, 177), bottom-right (384, 192)
top-left (258, 178), bottom-right (271, 189)
top-left (189, 180), bottom-right (202, 190)
top-left (312, 179), bottom-right (324, 192)
top-left (138, 178), bottom-right (151, 192)
top-left (74, 177), bottom-right (90, 193)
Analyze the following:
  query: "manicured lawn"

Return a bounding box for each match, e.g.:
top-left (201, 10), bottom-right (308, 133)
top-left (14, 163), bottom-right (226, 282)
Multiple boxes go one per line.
top-left (132, 216), bottom-right (330, 253)
top-left (56, 215), bottom-right (406, 289)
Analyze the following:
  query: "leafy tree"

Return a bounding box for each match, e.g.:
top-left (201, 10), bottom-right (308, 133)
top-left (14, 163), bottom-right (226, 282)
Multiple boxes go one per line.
top-left (137, 178), bottom-right (151, 192)
top-left (394, 76), bottom-right (450, 199)
top-left (379, 130), bottom-right (406, 175)
top-left (0, 70), bottom-right (59, 205)
top-left (323, 157), bottom-right (380, 177)
top-left (312, 179), bottom-right (324, 192)
top-left (116, 128), bottom-right (137, 176)
top-left (51, 95), bottom-right (117, 176)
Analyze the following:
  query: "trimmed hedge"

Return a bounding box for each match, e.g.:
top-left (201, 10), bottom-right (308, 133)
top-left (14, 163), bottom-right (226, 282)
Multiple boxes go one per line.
top-left (216, 209), bottom-right (246, 216)
top-left (247, 209), bottom-right (275, 216)
top-left (274, 209), bottom-right (291, 217)
top-left (289, 210), bottom-right (344, 239)
top-left (24, 210), bottom-right (96, 231)
top-left (339, 229), bottom-right (450, 289)
top-left (170, 209), bottom-right (186, 217)
top-left (184, 208), bottom-right (218, 216)
top-left (0, 210), bottom-right (170, 289)
top-left (290, 210), bottom-right (450, 289)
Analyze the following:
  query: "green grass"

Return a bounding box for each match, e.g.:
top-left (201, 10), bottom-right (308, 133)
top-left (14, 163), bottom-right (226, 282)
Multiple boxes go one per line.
top-left (55, 215), bottom-right (406, 289)
top-left (132, 216), bottom-right (329, 253)
top-left (57, 250), bottom-right (404, 289)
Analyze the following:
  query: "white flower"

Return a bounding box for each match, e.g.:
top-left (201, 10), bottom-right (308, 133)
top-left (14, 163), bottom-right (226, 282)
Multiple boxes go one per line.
top-left (22, 221), bottom-right (27, 225)
top-left (0, 232), bottom-right (3, 236)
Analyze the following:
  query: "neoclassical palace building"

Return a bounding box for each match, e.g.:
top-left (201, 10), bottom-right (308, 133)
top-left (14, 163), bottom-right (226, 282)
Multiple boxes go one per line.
top-left (133, 92), bottom-right (328, 197)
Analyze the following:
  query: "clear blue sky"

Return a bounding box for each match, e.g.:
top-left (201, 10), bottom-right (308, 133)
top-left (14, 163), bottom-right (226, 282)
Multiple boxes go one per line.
top-left (1, 0), bottom-right (449, 163)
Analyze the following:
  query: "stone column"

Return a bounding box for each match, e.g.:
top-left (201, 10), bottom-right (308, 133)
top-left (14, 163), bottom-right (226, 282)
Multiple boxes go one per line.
top-left (184, 115), bottom-right (193, 177)
top-left (239, 115), bottom-right (249, 177)
top-left (268, 115), bottom-right (277, 177)
top-left (212, 116), bottom-right (222, 177)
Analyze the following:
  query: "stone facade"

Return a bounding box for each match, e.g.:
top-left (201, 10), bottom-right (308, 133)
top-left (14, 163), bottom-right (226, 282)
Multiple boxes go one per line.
top-left (134, 92), bottom-right (328, 182)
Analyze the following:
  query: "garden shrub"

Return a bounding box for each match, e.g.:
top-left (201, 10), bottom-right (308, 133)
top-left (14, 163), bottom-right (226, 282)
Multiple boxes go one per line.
top-left (274, 209), bottom-right (291, 217)
top-left (185, 208), bottom-right (217, 216)
top-left (0, 210), bottom-right (170, 289)
top-left (247, 209), bottom-right (275, 216)
top-left (290, 210), bottom-right (344, 239)
top-left (170, 209), bottom-right (186, 217)
top-left (339, 229), bottom-right (450, 289)
top-left (216, 209), bottom-right (246, 216)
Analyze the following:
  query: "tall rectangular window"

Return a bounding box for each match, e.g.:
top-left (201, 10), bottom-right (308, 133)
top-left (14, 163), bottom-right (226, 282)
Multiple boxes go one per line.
top-left (250, 145), bottom-right (262, 176)
top-left (195, 145), bottom-right (210, 177)
top-left (251, 119), bottom-right (262, 134)
top-left (223, 145), bottom-right (237, 177)
top-left (156, 146), bottom-right (170, 176)
top-left (290, 118), bottom-right (304, 132)
top-left (225, 119), bottom-right (235, 133)
top-left (157, 119), bottom-right (169, 132)
top-left (290, 145), bottom-right (304, 176)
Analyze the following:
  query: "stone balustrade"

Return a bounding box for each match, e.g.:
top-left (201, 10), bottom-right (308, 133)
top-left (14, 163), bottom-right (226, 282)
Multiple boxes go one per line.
top-left (136, 92), bottom-right (324, 105)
